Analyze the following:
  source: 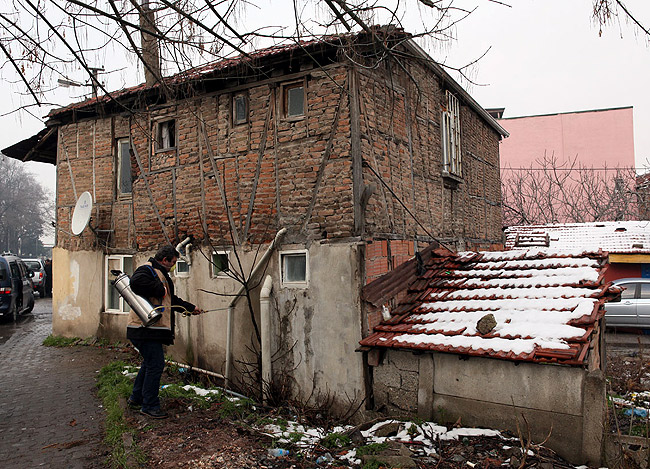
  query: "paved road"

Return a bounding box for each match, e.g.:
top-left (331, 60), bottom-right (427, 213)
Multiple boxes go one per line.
top-left (0, 296), bottom-right (113, 468)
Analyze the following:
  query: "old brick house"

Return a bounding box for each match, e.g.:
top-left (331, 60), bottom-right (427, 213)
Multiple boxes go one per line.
top-left (7, 28), bottom-right (507, 408)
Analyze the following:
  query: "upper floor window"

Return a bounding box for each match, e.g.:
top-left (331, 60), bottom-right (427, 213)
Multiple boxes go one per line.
top-left (442, 91), bottom-right (462, 178)
top-left (174, 259), bottom-right (190, 277)
top-left (156, 119), bottom-right (176, 151)
top-left (117, 138), bottom-right (132, 195)
top-left (233, 94), bottom-right (248, 125)
top-left (283, 81), bottom-right (305, 118)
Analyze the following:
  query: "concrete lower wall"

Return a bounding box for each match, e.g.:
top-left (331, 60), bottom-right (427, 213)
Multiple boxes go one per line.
top-left (51, 242), bottom-right (365, 413)
top-left (372, 350), bottom-right (605, 466)
top-left (52, 248), bottom-right (104, 338)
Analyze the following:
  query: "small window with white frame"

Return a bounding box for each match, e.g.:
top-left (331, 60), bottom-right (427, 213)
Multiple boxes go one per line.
top-left (441, 90), bottom-right (462, 178)
top-left (174, 258), bottom-right (190, 277)
top-left (211, 251), bottom-right (230, 278)
top-left (283, 81), bottom-right (305, 118)
top-left (280, 250), bottom-right (308, 287)
top-left (105, 255), bottom-right (133, 313)
top-left (155, 119), bottom-right (176, 151)
top-left (232, 94), bottom-right (248, 125)
top-left (116, 138), bottom-right (132, 196)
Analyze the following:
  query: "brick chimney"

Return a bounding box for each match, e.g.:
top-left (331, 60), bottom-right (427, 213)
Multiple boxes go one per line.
top-left (139, 0), bottom-right (161, 86)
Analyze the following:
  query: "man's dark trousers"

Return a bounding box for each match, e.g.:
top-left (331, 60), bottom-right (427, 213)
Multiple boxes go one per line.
top-left (130, 339), bottom-right (165, 412)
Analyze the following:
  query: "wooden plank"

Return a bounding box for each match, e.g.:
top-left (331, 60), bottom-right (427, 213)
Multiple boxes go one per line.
top-left (350, 67), bottom-right (363, 236)
top-left (200, 120), bottom-right (241, 245)
top-left (129, 135), bottom-right (172, 246)
top-left (243, 96), bottom-right (273, 241)
top-left (301, 87), bottom-right (346, 232)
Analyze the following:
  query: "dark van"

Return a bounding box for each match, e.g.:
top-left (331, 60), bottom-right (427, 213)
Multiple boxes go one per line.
top-left (0, 254), bottom-right (35, 321)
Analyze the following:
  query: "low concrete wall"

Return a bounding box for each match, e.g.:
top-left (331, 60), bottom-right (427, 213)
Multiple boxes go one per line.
top-left (52, 248), bottom-right (104, 339)
top-left (372, 350), bottom-right (605, 466)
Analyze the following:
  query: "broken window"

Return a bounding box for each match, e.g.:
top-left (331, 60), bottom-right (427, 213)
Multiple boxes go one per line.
top-left (105, 255), bottom-right (133, 313)
top-left (233, 94), bottom-right (248, 125)
top-left (442, 90), bottom-right (462, 177)
top-left (156, 119), bottom-right (176, 151)
top-left (211, 251), bottom-right (230, 278)
top-left (280, 250), bottom-right (308, 286)
top-left (117, 138), bottom-right (132, 195)
top-left (283, 82), bottom-right (305, 118)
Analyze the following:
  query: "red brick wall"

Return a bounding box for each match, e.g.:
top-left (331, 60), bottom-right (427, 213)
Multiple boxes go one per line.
top-left (359, 59), bottom-right (503, 252)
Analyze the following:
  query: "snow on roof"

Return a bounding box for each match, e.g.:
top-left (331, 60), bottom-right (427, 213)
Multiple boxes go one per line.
top-left (505, 221), bottom-right (650, 254)
top-left (360, 248), bottom-right (619, 365)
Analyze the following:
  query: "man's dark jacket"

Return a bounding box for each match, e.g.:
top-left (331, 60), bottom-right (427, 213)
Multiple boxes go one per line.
top-left (127, 257), bottom-right (195, 344)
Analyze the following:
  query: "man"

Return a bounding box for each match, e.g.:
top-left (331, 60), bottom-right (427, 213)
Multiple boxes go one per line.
top-left (44, 259), bottom-right (52, 297)
top-left (127, 245), bottom-right (204, 418)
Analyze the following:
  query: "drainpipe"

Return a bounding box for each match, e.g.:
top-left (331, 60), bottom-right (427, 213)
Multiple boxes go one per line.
top-left (176, 236), bottom-right (192, 265)
top-left (260, 275), bottom-right (273, 404)
top-left (225, 228), bottom-right (286, 387)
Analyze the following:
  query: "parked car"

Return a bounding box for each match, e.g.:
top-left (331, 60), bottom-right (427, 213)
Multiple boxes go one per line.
top-left (0, 254), bottom-right (35, 321)
top-left (23, 258), bottom-right (46, 297)
top-left (604, 278), bottom-right (650, 328)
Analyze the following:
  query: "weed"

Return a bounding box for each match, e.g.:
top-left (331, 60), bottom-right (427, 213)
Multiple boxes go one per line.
top-left (356, 442), bottom-right (388, 456)
top-left (321, 432), bottom-right (351, 449)
top-left (96, 361), bottom-right (147, 467)
top-left (288, 432), bottom-right (303, 443)
top-left (362, 458), bottom-right (390, 469)
top-left (42, 335), bottom-right (81, 347)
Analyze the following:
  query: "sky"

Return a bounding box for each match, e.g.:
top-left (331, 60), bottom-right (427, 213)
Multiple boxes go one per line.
top-left (1, 0), bottom-right (649, 198)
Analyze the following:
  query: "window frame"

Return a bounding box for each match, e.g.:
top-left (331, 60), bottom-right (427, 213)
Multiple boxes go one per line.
top-left (154, 118), bottom-right (177, 152)
top-left (173, 258), bottom-right (190, 278)
top-left (279, 249), bottom-right (309, 288)
top-left (104, 255), bottom-right (134, 314)
top-left (282, 80), bottom-right (306, 119)
top-left (211, 250), bottom-right (231, 278)
top-left (116, 138), bottom-right (132, 196)
top-left (232, 93), bottom-right (249, 125)
top-left (441, 90), bottom-right (462, 178)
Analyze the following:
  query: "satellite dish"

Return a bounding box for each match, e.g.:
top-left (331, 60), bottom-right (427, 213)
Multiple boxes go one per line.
top-left (71, 191), bottom-right (93, 235)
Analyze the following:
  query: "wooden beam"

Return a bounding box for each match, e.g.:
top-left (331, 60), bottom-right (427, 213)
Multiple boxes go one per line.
top-left (609, 253), bottom-right (650, 263)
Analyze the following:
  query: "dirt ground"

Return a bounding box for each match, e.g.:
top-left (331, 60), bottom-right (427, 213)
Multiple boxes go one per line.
top-left (114, 351), bottom-right (645, 468)
top-left (95, 341), bottom-right (650, 469)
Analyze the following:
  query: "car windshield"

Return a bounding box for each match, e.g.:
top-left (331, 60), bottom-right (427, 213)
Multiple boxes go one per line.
top-left (24, 261), bottom-right (41, 270)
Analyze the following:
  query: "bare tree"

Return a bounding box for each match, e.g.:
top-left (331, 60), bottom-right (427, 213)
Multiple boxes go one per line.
top-left (0, 156), bottom-right (52, 255)
top-left (501, 153), bottom-right (639, 226)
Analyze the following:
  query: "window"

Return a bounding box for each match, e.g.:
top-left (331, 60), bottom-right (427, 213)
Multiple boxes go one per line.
top-left (640, 283), bottom-right (650, 299)
top-left (105, 255), bottom-right (133, 313)
top-left (620, 283), bottom-right (637, 300)
top-left (156, 119), bottom-right (176, 151)
top-left (233, 94), bottom-right (248, 125)
top-left (441, 90), bottom-right (462, 177)
top-left (283, 82), bottom-right (305, 118)
top-left (280, 250), bottom-right (308, 286)
top-left (174, 259), bottom-right (190, 277)
top-left (117, 138), bottom-right (132, 195)
top-left (211, 251), bottom-right (230, 278)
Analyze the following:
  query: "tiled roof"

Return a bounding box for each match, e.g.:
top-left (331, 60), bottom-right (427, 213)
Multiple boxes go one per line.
top-left (360, 248), bottom-right (621, 366)
top-left (47, 31), bottom-right (392, 118)
top-left (505, 221), bottom-right (650, 254)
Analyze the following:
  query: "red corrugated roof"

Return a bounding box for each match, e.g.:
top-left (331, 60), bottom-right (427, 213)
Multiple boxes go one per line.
top-left (360, 248), bottom-right (621, 366)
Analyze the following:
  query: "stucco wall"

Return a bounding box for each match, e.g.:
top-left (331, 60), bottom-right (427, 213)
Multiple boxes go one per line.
top-left (272, 242), bottom-right (364, 410)
top-left (372, 350), bottom-right (605, 465)
top-left (52, 247), bottom-right (104, 338)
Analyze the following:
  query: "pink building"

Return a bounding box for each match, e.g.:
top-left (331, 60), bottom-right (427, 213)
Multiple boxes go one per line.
top-left (497, 106), bottom-right (634, 169)
top-left (495, 106), bottom-right (636, 225)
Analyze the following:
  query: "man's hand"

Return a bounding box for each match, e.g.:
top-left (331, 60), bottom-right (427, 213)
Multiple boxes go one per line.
top-left (191, 308), bottom-right (205, 316)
